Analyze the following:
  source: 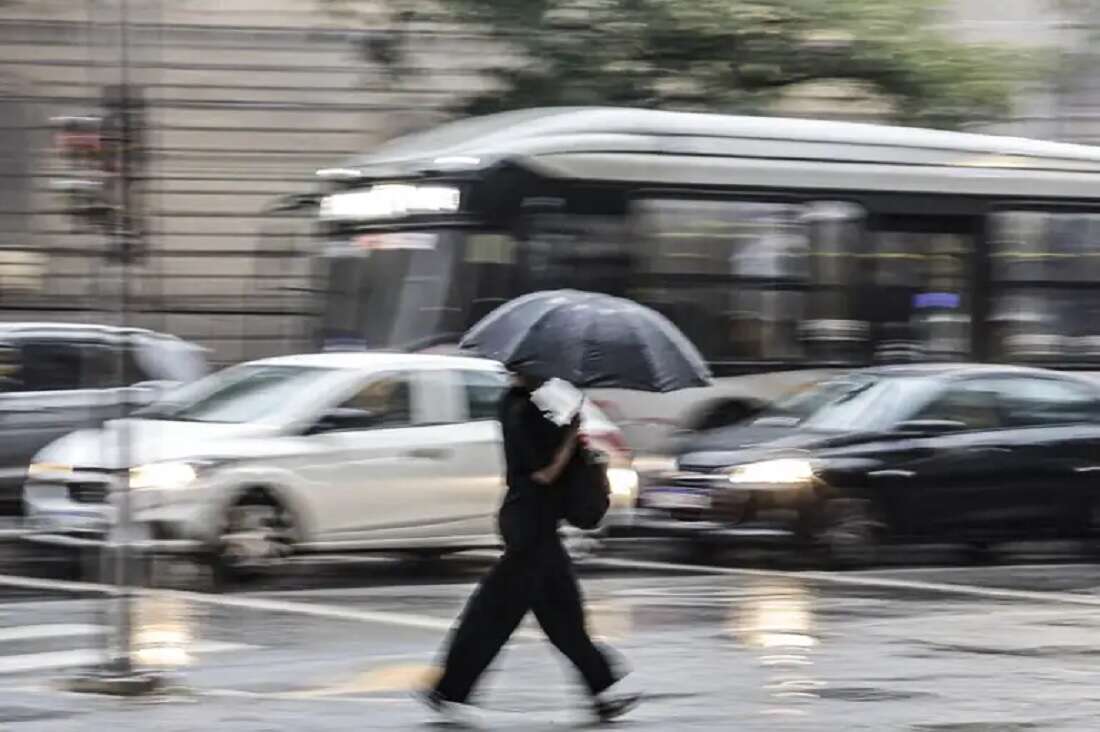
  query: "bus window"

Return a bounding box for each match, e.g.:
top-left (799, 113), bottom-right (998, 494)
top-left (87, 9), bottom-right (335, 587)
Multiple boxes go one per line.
top-left (990, 211), bottom-right (1100, 365)
top-left (632, 198), bottom-right (866, 364)
top-left (522, 213), bottom-right (633, 296)
top-left (862, 214), bottom-right (975, 364)
top-left (802, 202), bottom-right (866, 362)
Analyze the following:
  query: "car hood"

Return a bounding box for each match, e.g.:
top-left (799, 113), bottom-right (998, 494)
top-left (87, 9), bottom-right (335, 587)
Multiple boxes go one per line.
top-left (676, 423), bottom-right (879, 471)
top-left (34, 419), bottom-right (282, 469)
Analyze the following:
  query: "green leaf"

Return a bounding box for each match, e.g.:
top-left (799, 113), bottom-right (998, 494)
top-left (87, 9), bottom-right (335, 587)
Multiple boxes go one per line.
top-left (325, 0), bottom-right (1042, 128)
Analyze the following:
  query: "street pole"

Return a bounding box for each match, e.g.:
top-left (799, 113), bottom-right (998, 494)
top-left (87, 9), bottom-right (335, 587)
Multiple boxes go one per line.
top-left (112, 0), bottom-right (134, 675)
top-left (64, 0), bottom-right (159, 696)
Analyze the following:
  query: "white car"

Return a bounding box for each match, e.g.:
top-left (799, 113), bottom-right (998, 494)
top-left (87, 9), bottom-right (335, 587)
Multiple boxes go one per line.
top-left (22, 353), bottom-right (637, 574)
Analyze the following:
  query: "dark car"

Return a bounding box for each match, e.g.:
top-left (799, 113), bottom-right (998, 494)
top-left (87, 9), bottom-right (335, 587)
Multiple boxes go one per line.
top-left (632, 364), bottom-right (1100, 563)
top-left (0, 323), bottom-right (207, 516)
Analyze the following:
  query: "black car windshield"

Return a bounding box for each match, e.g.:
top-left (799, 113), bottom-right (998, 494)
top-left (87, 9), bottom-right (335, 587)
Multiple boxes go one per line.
top-left (752, 375), bottom-right (937, 432)
top-left (138, 364), bottom-right (338, 423)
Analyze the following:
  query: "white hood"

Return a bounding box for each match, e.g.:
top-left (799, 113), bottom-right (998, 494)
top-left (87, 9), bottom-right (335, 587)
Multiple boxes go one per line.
top-left (35, 419), bottom-right (280, 469)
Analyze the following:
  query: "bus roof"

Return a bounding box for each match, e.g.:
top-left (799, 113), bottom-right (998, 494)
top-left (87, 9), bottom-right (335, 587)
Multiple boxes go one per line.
top-left (329, 107), bottom-right (1100, 199)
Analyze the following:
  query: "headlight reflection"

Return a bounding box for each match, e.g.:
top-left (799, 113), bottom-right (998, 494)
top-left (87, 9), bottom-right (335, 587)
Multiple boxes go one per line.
top-left (730, 582), bottom-right (823, 710)
top-left (133, 594), bottom-right (194, 668)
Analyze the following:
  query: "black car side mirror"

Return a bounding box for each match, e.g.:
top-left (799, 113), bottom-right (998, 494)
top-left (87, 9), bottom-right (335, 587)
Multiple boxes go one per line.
top-left (895, 419), bottom-right (968, 437)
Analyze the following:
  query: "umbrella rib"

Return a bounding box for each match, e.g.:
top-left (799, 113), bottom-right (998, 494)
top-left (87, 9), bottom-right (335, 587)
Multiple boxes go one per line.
top-left (463, 292), bottom-right (569, 368)
top-left (578, 308), bottom-right (601, 387)
top-left (639, 307), bottom-right (712, 386)
top-left (632, 313), bottom-right (667, 392)
top-left (498, 304), bottom-right (560, 366)
top-left (461, 290), bottom-right (560, 352)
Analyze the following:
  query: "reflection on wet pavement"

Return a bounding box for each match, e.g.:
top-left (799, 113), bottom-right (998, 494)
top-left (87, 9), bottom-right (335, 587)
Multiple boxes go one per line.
top-left (587, 600), bottom-right (634, 640)
top-left (133, 594), bottom-right (196, 668)
top-left (11, 562), bottom-right (1100, 729)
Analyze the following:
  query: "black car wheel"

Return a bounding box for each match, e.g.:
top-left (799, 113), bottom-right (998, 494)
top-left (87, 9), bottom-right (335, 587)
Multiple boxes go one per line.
top-left (816, 497), bottom-right (885, 568)
top-left (1083, 497), bottom-right (1100, 559)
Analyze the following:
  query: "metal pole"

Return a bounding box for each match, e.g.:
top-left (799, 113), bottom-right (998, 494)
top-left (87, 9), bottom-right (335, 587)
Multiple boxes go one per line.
top-left (111, 0), bottom-right (134, 673)
top-left (64, 0), bottom-right (160, 695)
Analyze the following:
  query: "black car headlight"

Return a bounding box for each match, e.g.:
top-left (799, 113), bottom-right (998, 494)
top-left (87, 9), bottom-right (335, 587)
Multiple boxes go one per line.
top-left (727, 458), bottom-right (815, 486)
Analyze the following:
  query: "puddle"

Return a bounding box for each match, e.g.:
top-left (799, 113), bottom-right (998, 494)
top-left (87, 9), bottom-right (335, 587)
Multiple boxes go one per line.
top-left (912, 724), bottom-right (1042, 732)
top-left (817, 686), bottom-right (934, 702)
top-left (0, 706), bottom-right (79, 723)
top-left (919, 641), bottom-right (1100, 658)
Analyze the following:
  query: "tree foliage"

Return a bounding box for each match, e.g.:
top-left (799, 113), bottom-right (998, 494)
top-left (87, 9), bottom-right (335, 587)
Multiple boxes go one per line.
top-left (326, 0), bottom-right (1038, 128)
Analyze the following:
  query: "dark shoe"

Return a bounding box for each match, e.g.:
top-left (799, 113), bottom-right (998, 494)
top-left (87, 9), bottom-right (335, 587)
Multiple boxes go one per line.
top-left (413, 688), bottom-right (481, 727)
top-left (593, 692), bottom-right (642, 723)
top-left (413, 688), bottom-right (446, 713)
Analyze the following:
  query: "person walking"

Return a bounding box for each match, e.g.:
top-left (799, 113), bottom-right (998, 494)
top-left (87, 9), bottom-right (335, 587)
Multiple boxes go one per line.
top-left (416, 370), bottom-right (640, 724)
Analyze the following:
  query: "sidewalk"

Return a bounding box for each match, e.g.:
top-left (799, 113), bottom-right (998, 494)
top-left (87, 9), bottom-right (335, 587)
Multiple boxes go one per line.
top-left (4, 570), bottom-right (1100, 730)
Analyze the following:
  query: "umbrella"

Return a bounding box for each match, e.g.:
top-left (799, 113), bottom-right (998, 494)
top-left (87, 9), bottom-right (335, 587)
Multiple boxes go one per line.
top-left (460, 289), bottom-right (711, 392)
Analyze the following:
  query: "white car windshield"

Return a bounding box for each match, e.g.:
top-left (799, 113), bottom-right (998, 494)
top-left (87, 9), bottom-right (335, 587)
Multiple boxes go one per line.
top-left (752, 375), bottom-right (938, 432)
top-left (140, 364), bottom-right (338, 423)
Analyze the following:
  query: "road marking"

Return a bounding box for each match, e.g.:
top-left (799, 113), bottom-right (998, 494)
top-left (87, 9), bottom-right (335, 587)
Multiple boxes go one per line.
top-left (0, 624), bottom-right (102, 643)
top-left (0, 641), bottom-right (251, 675)
top-left (280, 663), bottom-right (439, 698)
top-left (167, 589), bottom-right (484, 635)
top-left (0, 598), bottom-right (100, 612)
top-left (11, 559), bottom-right (1100, 626)
top-left (246, 584), bottom-right (480, 599)
top-left (0, 573), bottom-right (106, 595)
top-left (202, 688), bottom-right (408, 703)
top-left (579, 557), bottom-right (1100, 607)
top-left (856, 560), bottom-right (1100, 576)
top-left (0, 573), bottom-right (539, 639)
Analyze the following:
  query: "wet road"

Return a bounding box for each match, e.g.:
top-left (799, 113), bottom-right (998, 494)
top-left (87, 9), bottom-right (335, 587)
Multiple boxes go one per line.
top-left (4, 542), bottom-right (1100, 729)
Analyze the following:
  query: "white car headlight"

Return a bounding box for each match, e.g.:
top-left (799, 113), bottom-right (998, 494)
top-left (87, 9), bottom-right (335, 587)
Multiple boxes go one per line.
top-left (27, 462), bottom-right (73, 480)
top-left (129, 462), bottom-right (199, 491)
top-left (728, 459), bottom-right (814, 485)
top-left (607, 467), bottom-right (639, 498)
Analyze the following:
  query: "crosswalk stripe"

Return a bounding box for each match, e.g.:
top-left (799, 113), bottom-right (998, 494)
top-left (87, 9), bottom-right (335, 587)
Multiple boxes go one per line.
top-left (0, 649), bottom-right (106, 675)
top-left (0, 640), bottom-right (255, 675)
top-left (0, 624), bottom-right (103, 643)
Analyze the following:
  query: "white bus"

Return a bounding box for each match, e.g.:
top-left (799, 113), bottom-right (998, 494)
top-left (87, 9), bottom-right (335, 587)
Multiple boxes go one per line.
top-left (296, 107), bottom-right (1100, 454)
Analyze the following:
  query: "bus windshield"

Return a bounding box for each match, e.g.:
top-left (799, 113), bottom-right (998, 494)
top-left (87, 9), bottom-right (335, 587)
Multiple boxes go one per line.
top-left (321, 229), bottom-right (517, 351)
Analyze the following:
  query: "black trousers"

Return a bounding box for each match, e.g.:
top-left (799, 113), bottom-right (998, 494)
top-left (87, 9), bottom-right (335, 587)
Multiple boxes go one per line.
top-left (433, 534), bottom-right (617, 703)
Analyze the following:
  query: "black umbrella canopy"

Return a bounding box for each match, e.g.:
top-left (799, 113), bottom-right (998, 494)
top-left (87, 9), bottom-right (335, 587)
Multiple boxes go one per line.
top-left (460, 290), bottom-right (712, 392)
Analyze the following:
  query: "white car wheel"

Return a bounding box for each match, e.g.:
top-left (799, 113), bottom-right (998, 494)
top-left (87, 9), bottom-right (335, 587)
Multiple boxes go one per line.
top-left (215, 491), bottom-right (296, 582)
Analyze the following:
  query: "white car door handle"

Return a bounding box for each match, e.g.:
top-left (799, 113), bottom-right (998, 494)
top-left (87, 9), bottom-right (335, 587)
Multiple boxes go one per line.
top-left (406, 448), bottom-right (451, 460)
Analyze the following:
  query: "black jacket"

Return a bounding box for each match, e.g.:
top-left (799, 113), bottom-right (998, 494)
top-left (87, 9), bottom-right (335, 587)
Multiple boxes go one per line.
top-left (496, 386), bottom-right (565, 551)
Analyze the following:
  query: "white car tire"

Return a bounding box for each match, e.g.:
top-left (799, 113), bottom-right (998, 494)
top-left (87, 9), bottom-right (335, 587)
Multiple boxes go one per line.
top-left (213, 488), bottom-right (297, 585)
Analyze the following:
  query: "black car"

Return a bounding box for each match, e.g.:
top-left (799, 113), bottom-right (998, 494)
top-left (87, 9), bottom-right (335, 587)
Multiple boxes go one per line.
top-left (0, 323), bottom-right (207, 516)
top-left (633, 364), bottom-right (1100, 562)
